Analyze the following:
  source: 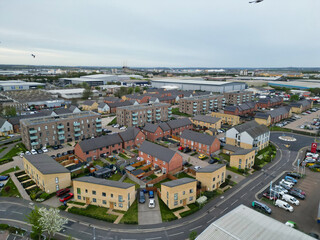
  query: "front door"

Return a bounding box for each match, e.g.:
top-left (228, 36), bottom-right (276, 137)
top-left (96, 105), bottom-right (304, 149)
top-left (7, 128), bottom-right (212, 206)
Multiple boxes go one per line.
top-left (183, 199), bottom-right (187, 206)
top-left (86, 197), bottom-right (90, 205)
top-left (110, 202), bottom-right (114, 209)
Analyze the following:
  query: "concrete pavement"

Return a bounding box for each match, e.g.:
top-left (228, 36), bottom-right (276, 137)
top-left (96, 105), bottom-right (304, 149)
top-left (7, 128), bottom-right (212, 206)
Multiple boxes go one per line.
top-left (138, 194), bottom-right (161, 225)
top-left (0, 156), bottom-right (24, 174)
top-left (9, 172), bottom-right (30, 200)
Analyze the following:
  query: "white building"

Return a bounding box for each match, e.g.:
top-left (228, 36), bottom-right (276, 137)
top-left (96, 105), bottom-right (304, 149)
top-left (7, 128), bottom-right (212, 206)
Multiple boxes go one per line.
top-left (0, 119), bottom-right (13, 136)
top-left (0, 80), bottom-right (45, 91)
top-left (47, 89), bottom-right (100, 99)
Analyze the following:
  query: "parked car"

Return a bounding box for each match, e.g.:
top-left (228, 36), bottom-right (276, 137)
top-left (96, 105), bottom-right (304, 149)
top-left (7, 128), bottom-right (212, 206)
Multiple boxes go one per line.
top-left (286, 172), bottom-right (301, 179)
top-left (25, 151), bottom-right (31, 155)
top-left (208, 158), bottom-right (218, 164)
top-left (42, 147), bottom-right (48, 153)
top-left (114, 124), bottom-right (120, 128)
top-left (59, 193), bottom-right (73, 202)
top-left (56, 188), bottom-right (70, 197)
top-left (251, 201), bottom-right (271, 214)
top-left (51, 155), bottom-right (56, 159)
top-left (0, 175), bottom-right (9, 181)
top-left (19, 152), bottom-right (24, 157)
top-left (58, 145), bottom-right (63, 149)
top-left (56, 153), bottom-right (62, 158)
top-left (282, 194), bottom-right (300, 206)
top-left (31, 149), bottom-right (37, 155)
top-left (183, 147), bottom-right (191, 153)
top-left (198, 154), bottom-right (206, 160)
top-left (37, 149), bottom-right (43, 154)
top-left (263, 192), bottom-right (277, 201)
top-left (149, 191), bottom-right (154, 199)
top-left (291, 187), bottom-right (306, 196)
top-left (119, 126), bottom-right (126, 130)
top-left (305, 158), bottom-right (316, 163)
top-left (53, 145), bottom-right (59, 150)
top-left (149, 199), bottom-right (155, 208)
top-left (275, 199), bottom-right (293, 212)
top-left (274, 185), bottom-right (288, 194)
top-left (139, 191), bottom-right (145, 204)
top-left (0, 183), bottom-right (4, 188)
top-left (284, 176), bottom-right (297, 184)
top-left (289, 190), bottom-right (305, 200)
top-left (178, 146), bottom-right (184, 151)
top-left (279, 182), bottom-right (291, 191)
top-left (194, 166), bottom-right (201, 171)
top-left (280, 179), bottom-right (294, 188)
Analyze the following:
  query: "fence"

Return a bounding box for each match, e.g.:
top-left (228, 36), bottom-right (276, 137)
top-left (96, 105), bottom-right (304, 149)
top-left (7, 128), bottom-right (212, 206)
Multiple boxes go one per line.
top-left (126, 170), bottom-right (144, 187)
top-left (131, 160), bottom-right (146, 168)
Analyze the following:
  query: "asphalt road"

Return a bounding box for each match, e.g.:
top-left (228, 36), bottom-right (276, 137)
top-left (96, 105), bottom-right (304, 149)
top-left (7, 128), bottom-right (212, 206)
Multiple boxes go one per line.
top-left (0, 132), bottom-right (317, 240)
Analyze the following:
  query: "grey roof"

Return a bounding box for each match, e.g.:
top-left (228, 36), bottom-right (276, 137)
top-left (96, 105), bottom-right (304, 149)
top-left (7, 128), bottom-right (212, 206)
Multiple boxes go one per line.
top-left (107, 100), bottom-right (134, 108)
top-left (118, 127), bottom-right (141, 142)
top-left (232, 148), bottom-right (255, 155)
top-left (258, 96), bottom-right (282, 104)
top-left (131, 168), bottom-right (145, 176)
top-left (143, 123), bottom-right (160, 133)
top-left (166, 118), bottom-right (192, 129)
top-left (125, 94), bottom-right (147, 100)
top-left (139, 141), bottom-right (177, 163)
top-left (54, 108), bottom-right (72, 115)
top-left (9, 111), bottom-right (53, 125)
top-left (290, 99), bottom-right (312, 108)
top-left (233, 121), bottom-right (269, 139)
top-left (104, 96), bottom-right (121, 102)
top-left (0, 118), bottom-right (7, 127)
top-left (24, 154), bottom-right (70, 175)
top-left (223, 144), bottom-right (243, 153)
top-left (159, 122), bottom-right (170, 132)
top-left (82, 100), bottom-right (96, 106)
top-left (69, 105), bottom-right (78, 111)
top-left (225, 102), bottom-right (256, 112)
top-left (197, 164), bottom-right (226, 173)
top-left (254, 112), bottom-right (270, 120)
top-left (180, 130), bottom-right (217, 146)
top-left (161, 177), bottom-right (196, 188)
top-left (255, 106), bottom-right (291, 119)
top-left (75, 176), bottom-right (134, 189)
top-left (78, 134), bottom-right (123, 152)
top-left (192, 115), bottom-right (221, 124)
top-left (158, 95), bottom-right (177, 101)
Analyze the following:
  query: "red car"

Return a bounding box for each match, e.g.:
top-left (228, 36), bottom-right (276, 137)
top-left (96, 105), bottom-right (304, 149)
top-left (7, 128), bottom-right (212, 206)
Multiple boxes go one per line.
top-left (263, 192), bottom-right (277, 201)
top-left (59, 192), bottom-right (73, 202)
top-left (56, 188), bottom-right (70, 197)
top-left (178, 146), bottom-right (184, 151)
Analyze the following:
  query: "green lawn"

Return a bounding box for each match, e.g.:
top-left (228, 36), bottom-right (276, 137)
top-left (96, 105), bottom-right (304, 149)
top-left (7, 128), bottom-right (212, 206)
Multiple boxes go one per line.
top-left (0, 166), bottom-right (20, 175)
top-left (154, 178), bottom-right (172, 189)
top-left (68, 205), bottom-right (118, 223)
top-left (158, 198), bottom-right (177, 222)
top-left (179, 203), bottom-right (200, 218)
top-left (119, 153), bottom-right (130, 160)
top-left (269, 126), bottom-right (291, 132)
top-left (174, 172), bottom-right (195, 179)
top-left (123, 177), bottom-right (140, 189)
top-left (219, 153), bottom-right (230, 161)
top-left (171, 108), bottom-right (192, 117)
top-left (92, 159), bottom-right (104, 167)
top-left (227, 166), bottom-right (248, 176)
top-left (120, 200), bottom-right (138, 224)
top-left (0, 143), bottom-right (27, 164)
top-left (145, 174), bottom-right (158, 181)
top-left (0, 147), bottom-right (7, 154)
top-left (0, 178), bottom-right (21, 198)
top-left (107, 117), bottom-right (117, 126)
top-left (132, 149), bottom-right (139, 154)
top-left (109, 172), bottom-right (123, 181)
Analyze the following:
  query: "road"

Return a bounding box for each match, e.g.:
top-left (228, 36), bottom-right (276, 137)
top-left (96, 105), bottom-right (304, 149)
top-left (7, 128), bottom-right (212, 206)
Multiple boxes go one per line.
top-left (0, 132), bottom-right (316, 240)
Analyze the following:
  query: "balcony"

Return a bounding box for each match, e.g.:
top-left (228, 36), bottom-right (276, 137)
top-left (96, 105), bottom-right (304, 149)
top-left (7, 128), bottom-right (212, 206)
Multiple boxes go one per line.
top-left (132, 121), bottom-right (138, 125)
top-left (193, 105), bottom-right (197, 109)
top-left (29, 129), bottom-right (37, 134)
top-left (96, 128), bottom-right (102, 132)
top-left (30, 135), bottom-right (38, 140)
top-left (132, 116), bottom-right (137, 121)
top-left (147, 119), bottom-right (152, 122)
top-left (132, 112), bottom-right (138, 117)
top-left (58, 130), bottom-right (65, 135)
top-left (58, 135), bottom-right (65, 140)
top-left (31, 142), bottom-right (38, 146)
top-left (74, 122), bottom-right (80, 126)
top-left (193, 102), bottom-right (197, 105)
top-left (147, 110), bottom-right (152, 114)
top-left (57, 125), bottom-right (64, 129)
top-left (96, 123), bottom-right (102, 128)
top-left (168, 107), bottom-right (172, 111)
top-left (156, 116), bottom-right (161, 120)
top-left (168, 114), bottom-right (172, 118)
top-left (147, 115), bottom-right (152, 118)
top-left (96, 118), bottom-right (101, 123)
top-left (74, 127), bottom-right (81, 132)
top-left (156, 109), bottom-right (161, 112)
top-left (75, 133), bottom-right (81, 137)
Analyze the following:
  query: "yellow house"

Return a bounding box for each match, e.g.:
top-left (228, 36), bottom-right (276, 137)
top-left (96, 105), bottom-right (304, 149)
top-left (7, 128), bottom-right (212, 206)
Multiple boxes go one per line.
top-left (161, 178), bottom-right (197, 209)
top-left (254, 114), bottom-right (271, 126)
top-left (73, 176), bottom-right (136, 211)
top-left (23, 155), bottom-right (71, 194)
top-left (196, 164), bottom-right (226, 191)
top-left (290, 100), bottom-right (313, 114)
top-left (230, 149), bottom-right (255, 170)
top-left (211, 112), bottom-right (240, 126)
top-left (191, 115), bottom-right (222, 129)
top-left (80, 100), bottom-right (99, 111)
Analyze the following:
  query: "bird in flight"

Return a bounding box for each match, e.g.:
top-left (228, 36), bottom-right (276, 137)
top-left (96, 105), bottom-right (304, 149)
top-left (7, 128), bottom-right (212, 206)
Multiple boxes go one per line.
top-left (31, 54), bottom-right (36, 58)
top-left (249, 0), bottom-right (263, 3)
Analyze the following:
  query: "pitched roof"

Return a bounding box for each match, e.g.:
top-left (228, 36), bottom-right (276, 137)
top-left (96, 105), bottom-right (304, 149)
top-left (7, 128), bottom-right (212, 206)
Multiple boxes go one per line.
top-left (166, 118), bottom-right (192, 129)
top-left (53, 108), bottom-right (73, 115)
top-left (104, 96), bottom-right (121, 102)
top-left (69, 105), bottom-right (78, 112)
top-left (180, 130), bottom-right (217, 146)
top-left (78, 134), bottom-right (123, 152)
top-left (290, 99), bottom-right (312, 108)
top-left (233, 121), bottom-right (269, 138)
top-left (254, 112), bottom-right (270, 120)
top-left (131, 169), bottom-right (145, 176)
top-left (107, 100), bottom-right (133, 108)
top-left (232, 148), bottom-right (255, 156)
top-left (159, 122), bottom-right (170, 132)
top-left (225, 102), bottom-right (256, 113)
top-left (0, 118), bottom-right (7, 127)
top-left (98, 102), bottom-right (107, 108)
top-left (256, 106), bottom-right (291, 119)
top-left (197, 164), bottom-right (226, 173)
top-left (82, 100), bottom-right (96, 106)
top-left (192, 115), bottom-right (221, 124)
top-left (223, 144), bottom-right (243, 153)
top-left (161, 177), bottom-right (196, 188)
top-left (143, 123), bottom-right (160, 133)
top-left (74, 176), bottom-right (134, 189)
top-left (24, 154), bottom-right (70, 174)
top-left (139, 141), bottom-right (178, 163)
top-left (118, 127), bottom-right (142, 142)
top-left (9, 111), bottom-right (53, 125)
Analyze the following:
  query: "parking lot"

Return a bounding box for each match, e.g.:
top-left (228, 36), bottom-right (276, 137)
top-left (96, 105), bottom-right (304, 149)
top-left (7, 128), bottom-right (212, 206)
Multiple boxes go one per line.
top-left (138, 193), bottom-right (161, 225)
top-left (285, 110), bottom-right (320, 134)
top-left (259, 170), bottom-right (320, 235)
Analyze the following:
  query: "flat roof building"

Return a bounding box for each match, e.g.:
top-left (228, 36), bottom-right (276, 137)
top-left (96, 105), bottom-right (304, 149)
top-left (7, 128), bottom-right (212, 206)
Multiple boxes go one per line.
top-left (0, 80), bottom-right (45, 91)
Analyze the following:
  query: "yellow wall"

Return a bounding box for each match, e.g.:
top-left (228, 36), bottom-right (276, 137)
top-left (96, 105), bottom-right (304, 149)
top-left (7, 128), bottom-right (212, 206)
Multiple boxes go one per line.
top-left (191, 119), bottom-right (222, 129)
top-left (73, 180), bottom-right (136, 211)
top-left (81, 102), bottom-right (98, 111)
top-left (196, 166), bottom-right (226, 191)
top-left (161, 181), bottom-right (196, 209)
top-left (255, 116), bottom-right (271, 126)
top-left (291, 106), bottom-right (302, 113)
top-left (211, 113), bottom-right (240, 126)
top-left (225, 137), bottom-right (237, 146)
top-left (230, 150), bottom-right (255, 169)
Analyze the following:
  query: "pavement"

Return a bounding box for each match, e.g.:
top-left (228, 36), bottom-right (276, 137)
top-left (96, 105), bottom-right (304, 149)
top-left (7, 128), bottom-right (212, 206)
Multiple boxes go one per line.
top-left (0, 142), bottom-right (20, 159)
top-left (0, 156), bottom-right (24, 174)
top-left (0, 132), bottom-right (318, 239)
top-left (9, 172), bottom-right (30, 200)
top-left (0, 135), bottom-right (21, 145)
top-left (138, 194), bottom-right (162, 225)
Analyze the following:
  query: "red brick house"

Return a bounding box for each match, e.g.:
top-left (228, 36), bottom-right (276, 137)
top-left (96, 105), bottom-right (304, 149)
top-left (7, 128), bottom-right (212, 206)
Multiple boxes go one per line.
top-left (142, 123), bottom-right (171, 141)
top-left (119, 127), bottom-right (145, 149)
top-left (139, 141), bottom-right (183, 174)
top-left (166, 118), bottom-right (193, 137)
top-left (257, 97), bottom-right (283, 109)
top-left (224, 102), bottom-right (257, 116)
top-left (180, 130), bottom-right (220, 156)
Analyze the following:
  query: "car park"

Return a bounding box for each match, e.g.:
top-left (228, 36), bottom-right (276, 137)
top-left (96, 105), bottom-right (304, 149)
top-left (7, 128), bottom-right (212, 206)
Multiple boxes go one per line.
top-left (56, 188), bottom-right (70, 197)
top-left (251, 201), bottom-right (272, 214)
top-left (0, 175), bottom-right (9, 181)
top-left (270, 188), bottom-right (285, 197)
top-left (139, 191), bottom-right (146, 203)
top-left (279, 182), bottom-right (291, 191)
top-left (280, 179), bottom-right (294, 188)
top-left (263, 192), bottom-right (278, 201)
top-left (149, 199), bottom-right (155, 208)
top-left (31, 149), bottom-right (37, 155)
top-left (291, 187), bottom-right (306, 196)
top-left (282, 194), bottom-right (300, 206)
top-left (59, 192), bottom-right (73, 202)
top-left (284, 176), bottom-right (297, 184)
top-left (274, 185), bottom-right (288, 194)
top-left (275, 199), bottom-right (294, 212)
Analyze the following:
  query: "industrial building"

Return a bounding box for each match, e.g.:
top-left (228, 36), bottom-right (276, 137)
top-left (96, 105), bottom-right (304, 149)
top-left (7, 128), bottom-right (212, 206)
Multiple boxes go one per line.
top-left (268, 80), bottom-right (320, 90)
top-left (0, 80), bottom-right (45, 91)
top-left (151, 79), bottom-right (246, 93)
top-left (47, 88), bottom-right (100, 99)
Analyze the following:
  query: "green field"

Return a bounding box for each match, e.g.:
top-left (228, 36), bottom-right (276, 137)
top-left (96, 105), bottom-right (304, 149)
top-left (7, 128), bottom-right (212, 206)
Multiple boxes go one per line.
top-left (120, 200), bottom-right (138, 224)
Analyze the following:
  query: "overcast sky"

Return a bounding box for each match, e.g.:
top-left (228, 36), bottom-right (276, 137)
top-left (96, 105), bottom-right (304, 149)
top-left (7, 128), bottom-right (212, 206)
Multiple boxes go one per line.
top-left (0, 0), bottom-right (319, 68)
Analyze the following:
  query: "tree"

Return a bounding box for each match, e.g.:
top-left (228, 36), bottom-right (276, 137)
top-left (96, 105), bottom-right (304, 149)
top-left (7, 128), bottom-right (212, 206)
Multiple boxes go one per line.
top-left (290, 94), bottom-right (300, 102)
top-left (3, 106), bottom-right (16, 117)
top-left (27, 206), bottom-right (43, 240)
top-left (38, 207), bottom-right (68, 240)
top-left (189, 231), bottom-right (197, 240)
top-left (127, 87), bottom-right (134, 94)
top-left (82, 88), bottom-right (93, 99)
top-left (134, 86), bottom-right (140, 93)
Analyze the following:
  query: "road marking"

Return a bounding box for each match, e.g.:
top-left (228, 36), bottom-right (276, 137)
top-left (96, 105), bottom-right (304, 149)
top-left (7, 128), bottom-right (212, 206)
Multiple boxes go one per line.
top-left (79, 231), bottom-right (91, 235)
top-left (231, 200), bottom-right (238, 206)
top-left (168, 232), bottom-right (183, 237)
top-left (257, 181), bottom-right (262, 186)
top-left (145, 237), bottom-right (162, 240)
top-left (209, 207), bottom-right (215, 212)
top-left (249, 186), bottom-right (256, 191)
top-left (221, 207), bottom-right (228, 214)
top-left (240, 193), bottom-right (247, 198)
top-left (12, 211), bottom-right (22, 215)
top-left (207, 217), bottom-right (216, 224)
top-left (189, 225), bottom-right (202, 231)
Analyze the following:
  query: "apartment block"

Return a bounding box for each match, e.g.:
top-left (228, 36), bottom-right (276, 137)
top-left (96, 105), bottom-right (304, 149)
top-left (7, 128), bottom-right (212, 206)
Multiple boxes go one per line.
top-left (211, 112), bottom-right (240, 126)
top-left (290, 99), bottom-right (313, 113)
top-left (161, 178), bottom-right (197, 209)
top-left (196, 164), bottom-right (226, 191)
top-left (257, 97), bottom-right (283, 109)
top-left (224, 102), bottom-right (257, 116)
top-left (73, 176), bottom-right (135, 211)
top-left (255, 106), bottom-right (292, 126)
top-left (223, 145), bottom-right (255, 169)
top-left (116, 103), bottom-right (171, 127)
top-left (23, 154), bottom-right (71, 194)
top-left (178, 94), bottom-right (225, 115)
top-left (166, 118), bottom-right (193, 137)
top-left (20, 111), bottom-right (102, 150)
top-left (223, 91), bottom-right (254, 105)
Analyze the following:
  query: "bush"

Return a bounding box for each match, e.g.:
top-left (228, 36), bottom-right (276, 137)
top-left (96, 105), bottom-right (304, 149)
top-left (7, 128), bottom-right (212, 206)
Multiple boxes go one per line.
top-left (68, 205), bottom-right (117, 223)
top-left (58, 205), bottom-right (68, 211)
top-left (14, 171), bottom-right (26, 177)
top-left (4, 186), bottom-right (10, 192)
top-left (203, 191), bottom-right (217, 200)
top-left (180, 203), bottom-right (200, 218)
top-left (22, 180), bottom-right (36, 188)
top-left (39, 192), bottom-right (50, 199)
top-left (189, 231), bottom-right (197, 240)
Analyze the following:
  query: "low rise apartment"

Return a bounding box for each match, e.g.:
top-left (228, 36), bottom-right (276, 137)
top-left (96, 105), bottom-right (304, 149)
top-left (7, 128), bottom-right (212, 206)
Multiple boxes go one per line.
top-left (142, 122), bottom-right (171, 141)
top-left (255, 106), bottom-right (292, 126)
top-left (116, 103), bottom-right (171, 127)
top-left (191, 115), bottom-right (222, 130)
top-left (20, 111), bottom-right (102, 150)
top-left (139, 141), bottom-right (183, 174)
top-left (23, 154), bottom-right (71, 194)
top-left (178, 94), bottom-right (225, 115)
top-left (161, 178), bottom-right (197, 209)
top-left (290, 99), bottom-right (313, 113)
top-left (223, 91), bottom-right (254, 105)
top-left (211, 112), bottom-right (240, 126)
top-left (166, 118), bottom-right (193, 137)
top-left (223, 145), bottom-right (255, 170)
top-left (80, 100), bottom-right (98, 111)
top-left (224, 102), bottom-right (257, 116)
top-left (180, 130), bottom-right (220, 155)
top-left (226, 120), bottom-right (270, 151)
top-left (257, 96), bottom-right (283, 109)
top-left (73, 176), bottom-right (135, 211)
top-left (196, 164), bottom-right (226, 191)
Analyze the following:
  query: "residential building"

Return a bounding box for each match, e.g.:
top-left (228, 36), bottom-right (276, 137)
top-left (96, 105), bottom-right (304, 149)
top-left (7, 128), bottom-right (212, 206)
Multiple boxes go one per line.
top-left (191, 115), bottom-right (222, 130)
top-left (166, 118), bottom-right (193, 137)
top-left (118, 127), bottom-right (145, 149)
top-left (224, 102), bottom-right (257, 116)
top-left (23, 154), bottom-right (71, 194)
top-left (97, 103), bottom-right (110, 113)
top-left (257, 97), bottom-right (283, 109)
top-left (205, 128), bottom-right (218, 136)
top-left (107, 100), bottom-right (135, 114)
top-left (180, 130), bottom-right (220, 155)
top-left (160, 178), bottom-right (197, 209)
top-left (226, 121), bottom-right (270, 151)
top-left (20, 111), bottom-right (102, 150)
top-left (142, 122), bottom-right (171, 141)
top-left (116, 103), bottom-right (171, 127)
top-left (178, 94), bottom-right (225, 115)
top-left (223, 91), bottom-right (254, 105)
top-left (103, 96), bottom-right (122, 104)
top-left (122, 94), bottom-right (151, 104)
top-left (223, 145), bottom-right (255, 169)
top-left (0, 118), bottom-right (13, 136)
top-left (73, 176), bottom-right (135, 211)
top-left (196, 164), bottom-right (226, 191)
top-left (80, 100), bottom-right (98, 111)
top-left (290, 99), bottom-right (313, 113)
top-left (211, 112), bottom-right (240, 126)
top-left (139, 141), bottom-right (183, 174)
top-left (255, 106), bottom-right (292, 126)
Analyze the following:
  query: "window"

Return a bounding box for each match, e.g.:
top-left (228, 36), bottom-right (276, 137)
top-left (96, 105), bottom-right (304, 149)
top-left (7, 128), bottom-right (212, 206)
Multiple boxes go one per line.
top-left (102, 200), bottom-right (106, 205)
top-left (118, 195), bottom-right (123, 202)
top-left (119, 203), bottom-right (123, 208)
top-left (102, 192), bottom-right (106, 197)
top-left (174, 193), bottom-right (178, 200)
top-left (111, 194), bottom-right (113, 198)
top-left (77, 195), bottom-right (81, 200)
top-left (189, 197), bottom-right (193, 201)
top-left (45, 126), bottom-right (48, 130)
top-left (55, 177), bottom-right (59, 184)
top-left (174, 201), bottom-right (178, 206)
top-left (189, 189), bottom-right (193, 193)
top-left (77, 188), bottom-right (81, 194)
top-left (167, 192), bottom-right (169, 199)
top-left (93, 198), bottom-right (96, 203)
top-left (92, 190), bottom-right (96, 195)
top-left (212, 177), bottom-right (215, 182)
top-left (128, 193), bottom-right (130, 200)
top-left (183, 191), bottom-right (185, 195)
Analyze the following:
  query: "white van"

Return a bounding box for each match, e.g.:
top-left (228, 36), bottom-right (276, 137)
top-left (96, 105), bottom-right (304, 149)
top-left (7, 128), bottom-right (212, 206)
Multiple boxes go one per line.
top-left (282, 194), bottom-right (299, 206)
top-left (275, 199), bottom-right (294, 212)
top-left (280, 179), bottom-right (294, 188)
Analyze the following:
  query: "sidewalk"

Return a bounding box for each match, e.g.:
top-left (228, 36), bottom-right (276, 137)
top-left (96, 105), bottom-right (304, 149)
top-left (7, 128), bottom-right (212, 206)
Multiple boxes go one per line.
top-left (173, 206), bottom-right (190, 219)
top-left (107, 209), bottom-right (124, 224)
top-left (0, 156), bottom-right (24, 173)
top-left (0, 142), bottom-right (17, 159)
top-left (9, 172), bottom-right (31, 201)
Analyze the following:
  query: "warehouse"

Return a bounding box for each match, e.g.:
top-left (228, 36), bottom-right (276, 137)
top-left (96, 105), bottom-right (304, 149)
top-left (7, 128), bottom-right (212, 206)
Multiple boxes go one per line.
top-left (0, 80), bottom-right (45, 91)
top-left (151, 79), bottom-right (246, 93)
top-left (268, 80), bottom-right (320, 90)
top-left (47, 88), bottom-right (100, 99)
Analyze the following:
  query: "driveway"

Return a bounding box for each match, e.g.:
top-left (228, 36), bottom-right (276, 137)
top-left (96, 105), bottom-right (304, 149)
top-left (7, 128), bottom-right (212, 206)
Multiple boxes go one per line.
top-left (44, 144), bottom-right (75, 156)
top-left (178, 151), bottom-right (209, 168)
top-left (138, 193), bottom-right (162, 225)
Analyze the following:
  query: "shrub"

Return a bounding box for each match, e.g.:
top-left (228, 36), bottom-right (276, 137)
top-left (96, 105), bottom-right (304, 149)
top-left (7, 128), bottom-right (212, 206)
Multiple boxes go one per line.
top-left (189, 231), bottom-right (197, 240)
top-left (39, 192), bottom-right (50, 199)
top-left (203, 191), bottom-right (217, 200)
top-left (4, 186), bottom-right (10, 192)
top-left (58, 205), bottom-right (68, 211)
